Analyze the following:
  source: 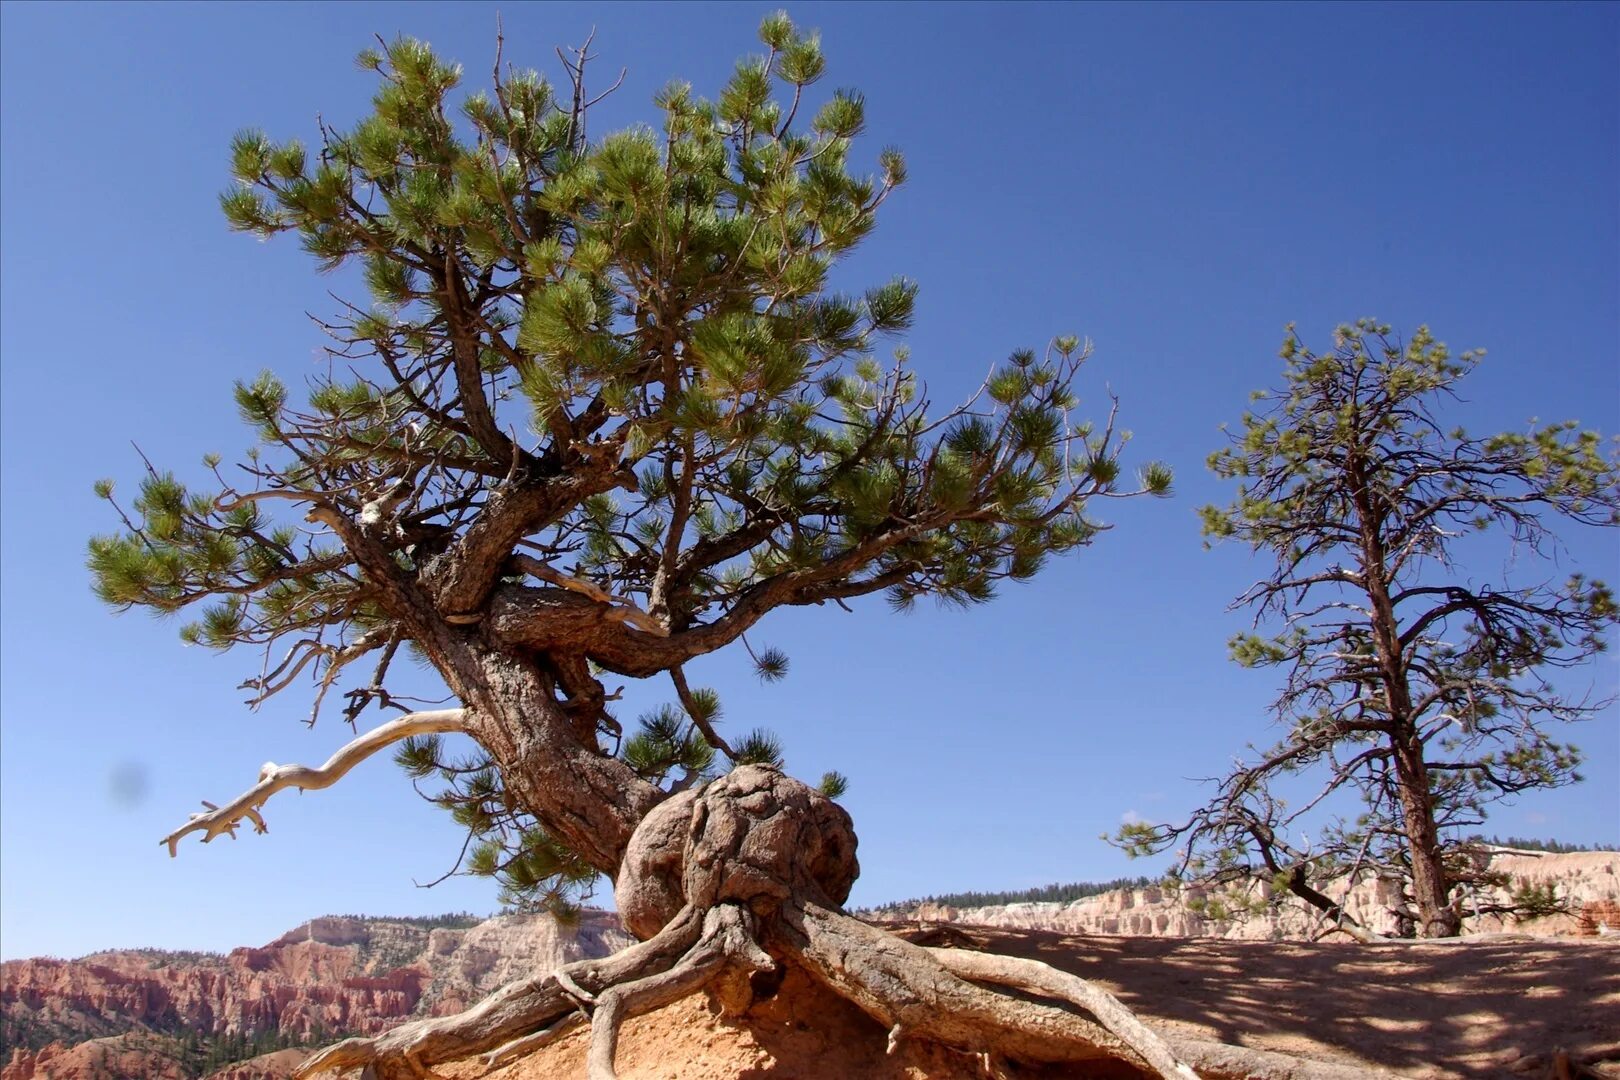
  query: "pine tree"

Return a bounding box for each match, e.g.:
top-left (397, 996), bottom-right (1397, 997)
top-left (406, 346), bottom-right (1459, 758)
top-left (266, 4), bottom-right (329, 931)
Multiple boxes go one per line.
top-left (1119, 320), bottom-right (1618, 939)
top-left (90, 15), bottom-right (1191, 1079)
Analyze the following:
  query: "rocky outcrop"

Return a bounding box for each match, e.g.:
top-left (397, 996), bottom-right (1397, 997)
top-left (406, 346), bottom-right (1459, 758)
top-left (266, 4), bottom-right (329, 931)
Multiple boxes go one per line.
top-left (885, 850), bottom-right (1620, 941)
top-left (1, 942), bottom-right (419, 1048)
top-left (1577, 899), bottom-right (1620, 936)
top-left (414, 911), bottom-right (630, 1013)
top-left (203, 1048), bottom-right (311, 1079)
top-left (0, 912), bottom-right (631, 1079)
top-left (2, 1033), bottom-right (191, 1080)
top-left (2, 1038), bottom-right (310, 1080)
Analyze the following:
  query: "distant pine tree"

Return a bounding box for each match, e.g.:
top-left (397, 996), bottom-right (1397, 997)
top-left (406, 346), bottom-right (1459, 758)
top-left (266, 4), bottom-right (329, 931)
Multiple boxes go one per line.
top-left (1118, 321), bottom-right (1619, 941)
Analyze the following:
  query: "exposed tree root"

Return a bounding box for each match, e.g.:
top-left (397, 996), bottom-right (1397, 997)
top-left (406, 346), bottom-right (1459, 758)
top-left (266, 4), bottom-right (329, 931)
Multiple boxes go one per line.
top-left (779, 899), bottom-right (1195, 1078)
top-left (290, 901), bottom-right (1202, 1080)
top-left (927, 946), bottom-right (1199, 1079)
top-left (585, 906), bottom-right (770, 1079)
top-left (1163, 1037), bottom-right (1387, 1080)
top-left (479, 1013), bottom-right (584, 1073)
top-left (289, 766), bottom-right (1208, 1080)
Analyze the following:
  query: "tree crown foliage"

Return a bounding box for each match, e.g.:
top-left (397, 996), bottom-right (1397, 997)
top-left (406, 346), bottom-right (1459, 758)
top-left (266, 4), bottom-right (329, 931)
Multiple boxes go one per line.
top-left (90, 15), bottom-right (1167, 911)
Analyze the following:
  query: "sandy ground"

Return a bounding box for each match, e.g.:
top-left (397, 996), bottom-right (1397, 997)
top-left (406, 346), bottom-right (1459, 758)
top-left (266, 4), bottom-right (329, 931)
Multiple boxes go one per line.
top-left (446, 961), bottom-right (1108, 1080)
top-left (934, 926), bottom-right (1620, 1077)
top-left (450, 925), bottom-right (1619, 1079)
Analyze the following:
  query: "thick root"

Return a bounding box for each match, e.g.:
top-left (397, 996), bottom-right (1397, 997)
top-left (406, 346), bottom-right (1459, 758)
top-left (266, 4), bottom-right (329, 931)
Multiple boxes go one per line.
top-left (586, 904), bottom-right (774, 1080)
top-left (584, 924), bottom-right (724, 1078)
top-left (776, 900), bottom-right (1193, 1078)
top-left (480, 1013), bottom-right (585, 1072)
top-left (928, 947), bottom-right (1199, 1079)
top-left (295, 895), bottom-right (1369, 1080)
top-left (1163, 1038), bottom-right (1385, 1080)
top-left (614, 768), bottom-right (1187, 1076)
top-left (293, 974), bottom-right (570, 1079)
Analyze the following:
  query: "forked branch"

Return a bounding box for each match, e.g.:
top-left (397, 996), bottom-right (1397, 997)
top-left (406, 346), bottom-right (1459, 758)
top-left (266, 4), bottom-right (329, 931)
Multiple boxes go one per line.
top-left (161, 708), bottom-right (470, 856)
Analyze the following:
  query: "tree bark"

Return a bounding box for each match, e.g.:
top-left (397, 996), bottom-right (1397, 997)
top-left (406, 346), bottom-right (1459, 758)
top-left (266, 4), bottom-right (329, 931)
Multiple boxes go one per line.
top-left (460, 648), bottom-right (660, 875)
top-left (1391, 738), bottom-right (1460, 938)
top-left (1349, 449), bottom-right (1460, 940)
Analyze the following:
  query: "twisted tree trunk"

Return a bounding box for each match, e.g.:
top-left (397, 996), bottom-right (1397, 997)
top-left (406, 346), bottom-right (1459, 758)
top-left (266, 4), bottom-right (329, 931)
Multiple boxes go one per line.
top-left (1391, 738), bottom-right (1462, 939)
top-left (459, 650), bottom-right (659, 875)
top-left (168, 511), bottom-right (1204, 1078)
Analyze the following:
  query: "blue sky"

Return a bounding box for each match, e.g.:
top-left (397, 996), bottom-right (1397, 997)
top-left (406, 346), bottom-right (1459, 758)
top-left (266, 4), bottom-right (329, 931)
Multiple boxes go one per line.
top-left (2, 1), bottom-right (1616, 960)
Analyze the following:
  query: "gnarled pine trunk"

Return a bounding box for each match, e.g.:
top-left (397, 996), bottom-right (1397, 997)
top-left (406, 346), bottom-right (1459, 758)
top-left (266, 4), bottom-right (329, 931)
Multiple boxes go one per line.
top-left (460, 650), bottom-right (659, 875)
top-left (1391, 738), bottom-right (1462, 939)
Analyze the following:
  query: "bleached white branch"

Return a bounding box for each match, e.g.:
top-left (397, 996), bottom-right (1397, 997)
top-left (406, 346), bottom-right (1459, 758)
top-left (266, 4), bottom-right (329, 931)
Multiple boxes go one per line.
top-left (161, 708), bottom-right (470, 857)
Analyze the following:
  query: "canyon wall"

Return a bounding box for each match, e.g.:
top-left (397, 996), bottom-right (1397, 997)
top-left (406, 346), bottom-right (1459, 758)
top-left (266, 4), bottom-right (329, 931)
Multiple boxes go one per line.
top-left (883, 850), bottom-right (1620, 940)
top-left (1, 911), bottom-right (630, 1080)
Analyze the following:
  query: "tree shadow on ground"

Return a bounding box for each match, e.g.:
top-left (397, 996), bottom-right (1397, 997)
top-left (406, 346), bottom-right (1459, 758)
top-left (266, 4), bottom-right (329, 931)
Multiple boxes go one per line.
top-left (889, 924), bottom-right (1620, 1077)
top-left (727, 963), bottom-right (1150, 1080)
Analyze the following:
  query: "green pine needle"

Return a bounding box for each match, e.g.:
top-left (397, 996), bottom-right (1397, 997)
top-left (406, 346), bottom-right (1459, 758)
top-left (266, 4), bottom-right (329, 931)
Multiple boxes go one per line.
top-left (817, 771), bottom-right (849, 799)
top-left (753, 647), bottom-right (790, 682)
top-left (732, 728), bottom-right (784, 768)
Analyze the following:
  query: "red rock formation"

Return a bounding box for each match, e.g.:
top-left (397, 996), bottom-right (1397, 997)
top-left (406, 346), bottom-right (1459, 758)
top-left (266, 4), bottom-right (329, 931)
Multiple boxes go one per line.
top-left (1577, 898), bottom-right (1620, 936)
top-left (0, 912), bottom-right (630, 1078)
top-left (2, 1033), bottom-right (191, 1080)
top-left (1, 941), bottom-right (421, 1048)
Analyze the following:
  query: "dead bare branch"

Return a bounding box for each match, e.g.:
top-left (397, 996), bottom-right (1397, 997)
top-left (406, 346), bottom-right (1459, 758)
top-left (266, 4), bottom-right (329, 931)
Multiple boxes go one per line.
top-left (161, 709), bottom-right (470, 856)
